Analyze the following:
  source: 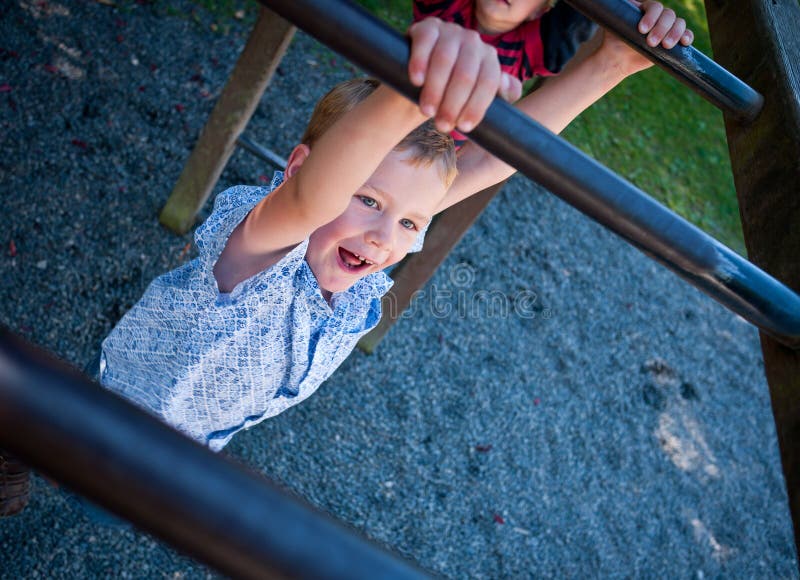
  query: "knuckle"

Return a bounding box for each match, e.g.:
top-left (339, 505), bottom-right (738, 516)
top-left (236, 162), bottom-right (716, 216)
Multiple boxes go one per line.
top-left (437, 112), bottom-right (454, 127)
top-left (453, 64), bottom-right (476, 84)
top-left (459, 104), bottom-right (478, 122)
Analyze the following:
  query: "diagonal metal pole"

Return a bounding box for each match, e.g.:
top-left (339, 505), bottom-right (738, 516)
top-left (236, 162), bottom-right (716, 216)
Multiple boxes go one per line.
top-left (0, 327), bottom-right (429, 580)
top-left (256, 0), bottom-right (800, 349)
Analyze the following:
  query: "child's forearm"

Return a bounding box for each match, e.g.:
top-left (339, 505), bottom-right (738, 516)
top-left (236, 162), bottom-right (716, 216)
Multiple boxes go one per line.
top-left (518, 46), bottom-right (629, 134)
top-left (440, 47), bottom-right (631, 211)
top-left (291, 86), bottom-right (427, 225)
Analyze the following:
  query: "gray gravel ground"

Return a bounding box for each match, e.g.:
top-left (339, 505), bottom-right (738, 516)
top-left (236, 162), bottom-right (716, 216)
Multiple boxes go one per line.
top-left (1, 0), bottom-right (797, 577)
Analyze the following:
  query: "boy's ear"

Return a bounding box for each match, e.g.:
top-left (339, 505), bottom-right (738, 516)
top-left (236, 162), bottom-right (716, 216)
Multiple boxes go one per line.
top-left (285, 144), bottom-right (311, 178)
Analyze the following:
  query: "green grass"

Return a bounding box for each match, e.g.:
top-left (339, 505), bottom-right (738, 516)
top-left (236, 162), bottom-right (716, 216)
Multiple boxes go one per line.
top-left (189, 0), bottom-right (743, 253)
top-left (560, 0), bottom-right (743, 253)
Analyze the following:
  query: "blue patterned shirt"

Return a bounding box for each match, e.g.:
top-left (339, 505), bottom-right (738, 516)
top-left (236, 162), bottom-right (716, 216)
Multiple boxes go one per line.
top-left (100, 172), bottom-right (393, 451)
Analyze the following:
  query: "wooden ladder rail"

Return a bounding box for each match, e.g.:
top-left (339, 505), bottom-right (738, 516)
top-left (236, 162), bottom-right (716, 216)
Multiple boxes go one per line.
top-left (704, 0), bottom-right (800, 564)
top-left (159, 7), bottom-right (295, 234)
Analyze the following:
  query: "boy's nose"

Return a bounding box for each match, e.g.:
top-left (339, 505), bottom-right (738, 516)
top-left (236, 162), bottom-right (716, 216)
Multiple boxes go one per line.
top-left (365, 221), bottom-right (394, 252)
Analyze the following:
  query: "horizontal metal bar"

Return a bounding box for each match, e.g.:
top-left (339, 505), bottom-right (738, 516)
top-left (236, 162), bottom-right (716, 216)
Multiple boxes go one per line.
top-left (257, 0), bottom-right (800, 348)
top-left (237, 134), bottom-right (288, 168)
top-left (564, 0), bottom-right (764, 122)
top-left (0, 327), bottom-right (428, 580)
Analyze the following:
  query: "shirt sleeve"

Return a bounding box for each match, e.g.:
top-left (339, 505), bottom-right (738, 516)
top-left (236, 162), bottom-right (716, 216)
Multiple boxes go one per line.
top-left (539, 3), bottom-right (598, 74)
top-left (194, 184), bottom-right (269, 271)
top-left (413, 0), bottom-right (471, 25)
top-left (413, 0), bottom-right (450, 20)
top-left (194, 171), bottom-right (289, 272)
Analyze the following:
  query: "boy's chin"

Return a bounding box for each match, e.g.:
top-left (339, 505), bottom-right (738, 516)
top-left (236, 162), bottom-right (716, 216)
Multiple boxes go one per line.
top-left (323, 274), bottom-right (369, 294)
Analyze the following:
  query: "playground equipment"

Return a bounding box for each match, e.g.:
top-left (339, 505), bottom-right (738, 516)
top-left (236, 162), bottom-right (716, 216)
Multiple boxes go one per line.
top-left (2, 0), bottom-right (799, 573)
top-left (0, 328), bottom-right (426, 579)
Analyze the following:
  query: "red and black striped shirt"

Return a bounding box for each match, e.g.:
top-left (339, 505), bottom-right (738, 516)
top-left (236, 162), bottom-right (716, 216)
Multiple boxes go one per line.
top-left (413, 0), bottom-right (554, 82)
top-left (413, 0), bottom-right (596, 82)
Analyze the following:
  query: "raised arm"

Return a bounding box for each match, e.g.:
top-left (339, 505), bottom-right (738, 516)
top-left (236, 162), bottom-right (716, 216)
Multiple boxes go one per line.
top-left (438, 0), bottom-right (694, 211)
top-left (214, 18), bottom-right (509, 291)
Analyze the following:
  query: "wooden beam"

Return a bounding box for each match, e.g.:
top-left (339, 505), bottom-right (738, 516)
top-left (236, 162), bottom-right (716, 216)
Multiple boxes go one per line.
top-left (703, 0), bottom-right (800, 559)
top-left (160, 8), bottom-right (295, 234)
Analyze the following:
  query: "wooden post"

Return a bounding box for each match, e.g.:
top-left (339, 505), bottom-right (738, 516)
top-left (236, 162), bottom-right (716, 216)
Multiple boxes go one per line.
top-left (358, 182), bottom-right (505, 353)
top-left (703, 0), bottom-right (800, 559)
top-left (160, 8), bottom-right (295, 234)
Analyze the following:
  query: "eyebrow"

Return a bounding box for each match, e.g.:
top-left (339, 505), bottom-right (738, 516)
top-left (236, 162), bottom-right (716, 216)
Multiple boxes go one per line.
top-left (363, 184), bottom-right (430, 223)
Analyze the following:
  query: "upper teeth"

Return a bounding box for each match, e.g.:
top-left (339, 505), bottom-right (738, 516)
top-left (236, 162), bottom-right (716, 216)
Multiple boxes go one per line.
top-left (356, 254), bottom-right (374, 265)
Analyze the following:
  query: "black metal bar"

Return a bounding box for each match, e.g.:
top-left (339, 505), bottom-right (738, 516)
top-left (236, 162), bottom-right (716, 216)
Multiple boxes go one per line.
top-left (258, 0), bottom-right (800, 348)
top-left (564, 0), bottom-right (764, 122)
top-left (237, 133), bottom-right (288, 168)
top-left (0, 327), bottom-right (429, 580)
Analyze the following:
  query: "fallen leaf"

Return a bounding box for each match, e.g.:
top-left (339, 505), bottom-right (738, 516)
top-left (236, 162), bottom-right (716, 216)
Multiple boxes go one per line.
top-left (175, 103), bottom-right (185, 113)
top-left (258, 175), bottom-right (269, 183)
top-left (116, 34), bottom-right (125, 44)
top-left (0, 84), bottom-right (11, 92)
top-left (8, 239), bottom-right (17, 257)
top-left (43, 64), bottom-right (58, 74)
top-left (533, 397), bottom-right (541, 406)
top-left (493, 514), bottom-right (505, 525)
top-left (71, 138), bottom-right (88, 149)
top-left (475, 444), bottom-right (492, 453)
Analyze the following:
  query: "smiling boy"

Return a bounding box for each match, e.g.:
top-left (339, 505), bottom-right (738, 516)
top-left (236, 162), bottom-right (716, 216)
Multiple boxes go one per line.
top-left (97, 26), bottom-right (517, 451)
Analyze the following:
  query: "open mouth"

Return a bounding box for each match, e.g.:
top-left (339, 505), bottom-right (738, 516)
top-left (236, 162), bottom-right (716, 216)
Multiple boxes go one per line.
top-left (337, 247), bottom-right (376, 273)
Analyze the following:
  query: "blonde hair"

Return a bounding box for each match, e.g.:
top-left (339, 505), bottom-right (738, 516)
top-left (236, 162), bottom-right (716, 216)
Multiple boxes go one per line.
top-left (301, 78), bottom-right (458, 187)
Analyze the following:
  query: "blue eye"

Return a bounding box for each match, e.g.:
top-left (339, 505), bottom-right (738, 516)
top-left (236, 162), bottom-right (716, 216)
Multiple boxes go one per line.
top-left (400, 218), bottom-right (417, 231)
top-left (359, 196), bottom-right (377, 208)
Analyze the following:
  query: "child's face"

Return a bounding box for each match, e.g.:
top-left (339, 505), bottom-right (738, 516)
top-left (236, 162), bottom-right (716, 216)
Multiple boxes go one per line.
top-left (306, 149), bottom-right (447, 297)
top-left (474, 0), bottom-right (551, 35)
